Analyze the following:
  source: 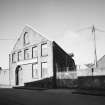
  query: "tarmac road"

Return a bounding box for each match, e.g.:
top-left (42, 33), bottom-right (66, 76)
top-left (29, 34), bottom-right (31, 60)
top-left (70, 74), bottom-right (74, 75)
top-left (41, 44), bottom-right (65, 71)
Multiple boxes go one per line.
top-left (0, 88), bottom-right (105, 105)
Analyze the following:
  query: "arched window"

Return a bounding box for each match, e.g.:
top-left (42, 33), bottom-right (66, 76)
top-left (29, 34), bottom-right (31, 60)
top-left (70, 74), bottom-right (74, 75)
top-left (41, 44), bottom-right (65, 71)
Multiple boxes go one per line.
top-left (24, 32), bottom-right (29, 45)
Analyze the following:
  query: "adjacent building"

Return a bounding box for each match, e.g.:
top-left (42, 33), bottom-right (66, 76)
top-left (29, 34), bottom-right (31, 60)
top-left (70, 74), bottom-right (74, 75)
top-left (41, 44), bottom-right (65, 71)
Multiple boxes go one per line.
top-left (9, 25), bottom-right (76, 87)
top-left (0, 69), bottom-right (10, 85)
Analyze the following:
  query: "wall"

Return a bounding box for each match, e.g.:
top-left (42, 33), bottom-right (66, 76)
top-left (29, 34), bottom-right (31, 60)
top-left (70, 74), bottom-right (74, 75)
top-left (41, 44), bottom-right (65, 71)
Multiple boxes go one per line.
top-left (10, 41), bottom-right (53, 86)
top-left (77, 68), bottom-right (105, 89)
top-left (53, 41), bottom-right (77, 88)
top-left (53, 41), bottom-right (76, 72)
top-left (9, 26), bottom-right (54, 86)
top-left (78, 76), bottom-right (105, 89)
top-left (57, 71), bottom-right (77, 79)
top-left (0, 69), bottom-right (10, 85)
top-left (77, 68), bottom-right (105, 77)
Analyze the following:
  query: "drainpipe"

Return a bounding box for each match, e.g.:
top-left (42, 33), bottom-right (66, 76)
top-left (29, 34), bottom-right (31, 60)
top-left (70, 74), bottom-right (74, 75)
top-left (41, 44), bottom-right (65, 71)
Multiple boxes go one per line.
top-left (9, 54), bottom-right (11, 86)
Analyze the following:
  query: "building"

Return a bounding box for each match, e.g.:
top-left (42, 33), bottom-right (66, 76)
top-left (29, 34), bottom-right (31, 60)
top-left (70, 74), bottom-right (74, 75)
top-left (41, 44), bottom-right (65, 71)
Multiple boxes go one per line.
top-left (9, 25), bottom-right (76, 88)
top-left (0, 69), bottom-right (10, 86)
top-left (95, 55), bottom-right (105, 70)
top-left (77, 55), bottom-right (105, 89)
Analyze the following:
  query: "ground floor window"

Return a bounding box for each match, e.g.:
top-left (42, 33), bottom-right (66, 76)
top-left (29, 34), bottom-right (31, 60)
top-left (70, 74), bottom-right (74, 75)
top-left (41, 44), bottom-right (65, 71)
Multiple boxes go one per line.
top-left (41, 62), bottom-right (48, 78)
top-left (32, 63), bottom-right (38, 78)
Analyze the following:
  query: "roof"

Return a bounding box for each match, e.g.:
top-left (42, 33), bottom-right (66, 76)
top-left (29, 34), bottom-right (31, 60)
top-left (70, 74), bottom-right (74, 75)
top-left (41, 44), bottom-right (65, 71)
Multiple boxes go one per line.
top-left (97, 55), bottom-right (105, 64)
top-left (87, 55), bottom-right (105, 68)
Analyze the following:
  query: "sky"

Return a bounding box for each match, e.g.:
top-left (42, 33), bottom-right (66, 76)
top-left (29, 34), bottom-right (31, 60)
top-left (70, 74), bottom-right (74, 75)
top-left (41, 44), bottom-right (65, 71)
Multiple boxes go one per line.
top-left (0, 0), bottom-right (105, 69)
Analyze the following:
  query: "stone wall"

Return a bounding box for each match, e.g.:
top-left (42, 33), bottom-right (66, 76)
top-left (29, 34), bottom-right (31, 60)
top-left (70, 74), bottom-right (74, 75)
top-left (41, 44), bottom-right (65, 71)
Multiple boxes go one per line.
top-left (57, 71), bottom-right (77, 79)
top-left (56, 71), bottom-right (78, 88)
top-left (78, 76), bottom-right (105, 89)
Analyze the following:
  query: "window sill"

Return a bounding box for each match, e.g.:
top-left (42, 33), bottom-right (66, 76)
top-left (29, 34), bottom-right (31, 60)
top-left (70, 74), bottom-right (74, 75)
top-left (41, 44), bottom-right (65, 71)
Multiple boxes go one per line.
top-left (41, 54), bottom-right (48, 57)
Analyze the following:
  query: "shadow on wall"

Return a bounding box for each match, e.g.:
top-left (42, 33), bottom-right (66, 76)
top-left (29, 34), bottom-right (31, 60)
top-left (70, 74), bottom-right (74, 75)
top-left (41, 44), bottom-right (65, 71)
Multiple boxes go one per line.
top-left (24, 76), bottom-right (78, 89)
top-left (24, 77), bottom-right (55, 88)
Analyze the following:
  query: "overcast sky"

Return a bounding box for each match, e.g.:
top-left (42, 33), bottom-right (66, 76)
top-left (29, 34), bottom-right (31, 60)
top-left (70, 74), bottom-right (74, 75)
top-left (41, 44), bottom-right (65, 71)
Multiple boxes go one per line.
top-left (0, 0), bottom-right (105, 68)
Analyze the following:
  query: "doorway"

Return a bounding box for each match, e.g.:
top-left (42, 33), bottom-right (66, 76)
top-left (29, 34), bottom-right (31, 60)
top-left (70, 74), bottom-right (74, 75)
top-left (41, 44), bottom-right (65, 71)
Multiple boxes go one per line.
top-left (15, 65), bottom-right (22, 85)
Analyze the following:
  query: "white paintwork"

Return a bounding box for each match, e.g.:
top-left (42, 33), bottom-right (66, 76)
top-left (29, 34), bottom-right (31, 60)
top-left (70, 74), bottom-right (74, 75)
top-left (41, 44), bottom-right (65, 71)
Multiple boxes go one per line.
top-left (17, 58), bottom-right (38, 65)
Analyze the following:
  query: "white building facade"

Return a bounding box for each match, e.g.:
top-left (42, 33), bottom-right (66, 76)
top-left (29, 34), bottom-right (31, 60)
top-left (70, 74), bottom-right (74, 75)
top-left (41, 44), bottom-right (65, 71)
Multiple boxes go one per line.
top-left (9, 25), bottom-right (54, 86)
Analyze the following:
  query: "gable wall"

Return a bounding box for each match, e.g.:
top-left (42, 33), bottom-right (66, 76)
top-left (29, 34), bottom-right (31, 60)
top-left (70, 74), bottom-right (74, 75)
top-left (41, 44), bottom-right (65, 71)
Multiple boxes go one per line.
top-left (12, 26), bottom-right (48, 52)
top-left (9, 26), bottom-right (53, 86)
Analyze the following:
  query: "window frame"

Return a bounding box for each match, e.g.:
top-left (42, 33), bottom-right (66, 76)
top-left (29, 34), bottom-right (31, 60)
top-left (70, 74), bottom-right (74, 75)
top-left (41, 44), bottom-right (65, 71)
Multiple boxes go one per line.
top-left (41, 43), bottom-right (48, 57)
top-left (32, 63), bottom-right (38, 78)
top-left (41, 62), bottom-right (48, 78)
top-left (18, 51), bottom-right (22, 61)
top-left (24, 32), bottom-right (29, 45)
top-left (12, 52), bottom-right (17, 63)
top-left (32, 46), bottom-right (38, 58)
top-left (24, 49), bottom-right (30, 60)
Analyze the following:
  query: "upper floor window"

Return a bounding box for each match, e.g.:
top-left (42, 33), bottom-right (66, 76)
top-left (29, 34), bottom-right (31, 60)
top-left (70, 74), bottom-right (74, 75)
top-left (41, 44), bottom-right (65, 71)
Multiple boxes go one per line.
top-left (24, 49), bottom-right (30, 60)
top-left (24, 32), bottom-right (29, 45)
top-left (41, 43), bottom-right (48, 56)
top-left (18, 51), bottom-right (22, 61)
top-left (32, 46), bottom-right (38, 58)
top-left (12, 53), bottom-right (17, 63)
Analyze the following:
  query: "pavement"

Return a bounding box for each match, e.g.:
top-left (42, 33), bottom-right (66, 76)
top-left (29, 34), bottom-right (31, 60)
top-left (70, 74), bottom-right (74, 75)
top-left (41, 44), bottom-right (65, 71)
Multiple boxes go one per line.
top-left (13, 86), bottom-right (48, 90)
top-left (14, 86), bottom-right (105, 96)
top-left (73, 88), bottom-right (105, 96)
top-left (0, 84), bottom-right (12, 88)
top-left (0, 88), bottom-right (105, 105)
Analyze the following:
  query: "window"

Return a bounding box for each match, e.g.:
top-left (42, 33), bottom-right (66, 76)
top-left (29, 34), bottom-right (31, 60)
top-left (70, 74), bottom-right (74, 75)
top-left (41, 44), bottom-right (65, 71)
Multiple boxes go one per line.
top-left (18, 51), bottom-right (22, 61)
top-left (24, 32), bottom-right (29, 45)
top-left (41, 62), bottom-right (48, 78)
top-left (12, 53), bottom-right (17, 63)
top-left (24, 49), bottom-right (30, 60)
top-left (32, 63), bottom-right (38, 78)
top-left (41, 43), bottom-right (48, 56)
top-left (32, 46), bottom-right (38, 58)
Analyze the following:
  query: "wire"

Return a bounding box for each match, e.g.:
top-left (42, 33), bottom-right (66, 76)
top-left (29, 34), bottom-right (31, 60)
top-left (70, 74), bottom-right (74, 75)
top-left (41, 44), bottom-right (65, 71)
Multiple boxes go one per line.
top-left (76, 25), bottom-right (105, 33)
top-left (95, 28), bottom-right (105, 32)
top-left (0, 39), bottom-right (15, 40)
top-left (76, 26), bottom-right (92, 32)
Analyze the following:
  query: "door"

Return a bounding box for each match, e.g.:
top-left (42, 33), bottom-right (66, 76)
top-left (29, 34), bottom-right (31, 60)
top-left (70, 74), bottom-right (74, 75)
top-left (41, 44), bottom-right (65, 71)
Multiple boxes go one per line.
top-left (15, 65), bottom-right (22, 85)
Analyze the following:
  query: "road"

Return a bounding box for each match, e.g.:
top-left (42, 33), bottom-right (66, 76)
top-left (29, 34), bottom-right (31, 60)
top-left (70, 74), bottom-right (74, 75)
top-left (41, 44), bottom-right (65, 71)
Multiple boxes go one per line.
top-left (0, 88), bottom-right (105, 105)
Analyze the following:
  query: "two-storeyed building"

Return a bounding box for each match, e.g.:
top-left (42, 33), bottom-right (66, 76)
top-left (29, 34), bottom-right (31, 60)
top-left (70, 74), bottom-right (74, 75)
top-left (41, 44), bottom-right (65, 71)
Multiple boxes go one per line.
top-left (9, 25), bottom-right (76, 87)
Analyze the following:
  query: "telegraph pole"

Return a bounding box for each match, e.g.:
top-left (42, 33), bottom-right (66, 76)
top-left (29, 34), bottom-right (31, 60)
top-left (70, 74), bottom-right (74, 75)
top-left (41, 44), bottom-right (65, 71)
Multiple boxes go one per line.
top-left (77, 25), bottom-right (105, 69)
top-left (92, 25), bottom-right (97, 68)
